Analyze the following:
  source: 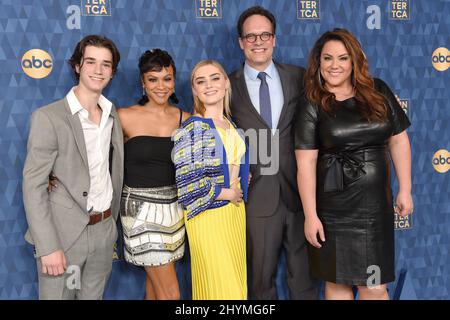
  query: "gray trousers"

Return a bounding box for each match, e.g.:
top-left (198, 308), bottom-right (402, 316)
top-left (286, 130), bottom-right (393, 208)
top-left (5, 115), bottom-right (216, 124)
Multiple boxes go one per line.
top-left (36, 215), bottom-right (118, 300)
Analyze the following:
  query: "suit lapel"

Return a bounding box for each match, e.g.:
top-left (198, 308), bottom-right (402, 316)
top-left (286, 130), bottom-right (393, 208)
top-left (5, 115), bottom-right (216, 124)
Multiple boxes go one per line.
top-left (275, 63), bottom-right (291, 130)
top-left (64, 98), bottom-right (89, 169)
top-left (109, 106), bottom-right (123, 173)
top-left (234, 68), bottom-right (269, 129)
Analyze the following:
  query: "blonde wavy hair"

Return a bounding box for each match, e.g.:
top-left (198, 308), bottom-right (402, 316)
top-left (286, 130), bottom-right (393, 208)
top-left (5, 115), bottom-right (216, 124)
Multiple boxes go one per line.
top-left (190, 60), bottom-right (232, 118)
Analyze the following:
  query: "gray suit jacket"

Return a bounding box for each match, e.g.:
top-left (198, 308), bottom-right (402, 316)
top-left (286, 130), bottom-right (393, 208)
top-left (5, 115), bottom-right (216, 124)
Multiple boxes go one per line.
top-left (229, 62), bottom-right (305, 217)
top-left (23, 97), bottom-right (124, 258)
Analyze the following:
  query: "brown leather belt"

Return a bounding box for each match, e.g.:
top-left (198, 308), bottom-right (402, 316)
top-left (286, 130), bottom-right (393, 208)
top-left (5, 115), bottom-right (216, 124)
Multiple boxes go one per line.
top-left (88, 208), bottom-right (112, 225)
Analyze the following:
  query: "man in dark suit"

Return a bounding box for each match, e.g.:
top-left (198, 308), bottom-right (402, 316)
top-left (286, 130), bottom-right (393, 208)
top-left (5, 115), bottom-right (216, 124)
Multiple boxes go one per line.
top-left (229, 6), bottom-right (317, 299)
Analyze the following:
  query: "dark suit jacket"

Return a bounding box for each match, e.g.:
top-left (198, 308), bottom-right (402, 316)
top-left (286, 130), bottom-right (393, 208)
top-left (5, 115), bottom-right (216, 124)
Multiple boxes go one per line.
top-left (229, 61), bottom-right (305, 217)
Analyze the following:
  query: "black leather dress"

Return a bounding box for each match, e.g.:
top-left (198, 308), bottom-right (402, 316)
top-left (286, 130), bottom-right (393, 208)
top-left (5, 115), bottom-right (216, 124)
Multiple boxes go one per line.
top-left (294, 78), bottom-right (410, 285)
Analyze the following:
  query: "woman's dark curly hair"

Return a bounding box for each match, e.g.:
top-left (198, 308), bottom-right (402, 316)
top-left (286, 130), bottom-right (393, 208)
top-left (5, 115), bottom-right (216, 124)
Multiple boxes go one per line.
top-left (138, 49), bottom-right (179, 105)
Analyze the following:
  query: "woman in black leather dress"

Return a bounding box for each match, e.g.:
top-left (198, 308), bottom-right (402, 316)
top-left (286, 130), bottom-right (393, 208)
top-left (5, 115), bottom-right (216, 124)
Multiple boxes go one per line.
top-left (295, 28), bottom-right (413, 300)
top-left (118, 49), bottom-right (190, 299)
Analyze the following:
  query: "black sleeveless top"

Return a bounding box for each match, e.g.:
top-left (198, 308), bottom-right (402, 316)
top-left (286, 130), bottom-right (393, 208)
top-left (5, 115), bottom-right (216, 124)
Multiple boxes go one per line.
top-left (124, 109), bottom-right (183, 188)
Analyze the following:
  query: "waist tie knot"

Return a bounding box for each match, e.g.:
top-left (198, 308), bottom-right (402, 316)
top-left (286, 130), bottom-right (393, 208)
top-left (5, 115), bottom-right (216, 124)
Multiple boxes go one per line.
top-left (323, 151), bottom-right (366, 192)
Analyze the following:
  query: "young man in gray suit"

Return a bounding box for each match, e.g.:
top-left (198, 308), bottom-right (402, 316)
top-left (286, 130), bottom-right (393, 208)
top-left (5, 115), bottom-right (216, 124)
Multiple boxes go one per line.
top-left (22, 35), bottom-right (124, 300)
top-left (229, 6), bottom-right (317, 299)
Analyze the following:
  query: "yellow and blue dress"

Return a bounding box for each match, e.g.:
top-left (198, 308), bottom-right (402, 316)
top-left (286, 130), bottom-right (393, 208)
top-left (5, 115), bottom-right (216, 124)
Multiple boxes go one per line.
top-left (173, 116), bottom-right (249, 300)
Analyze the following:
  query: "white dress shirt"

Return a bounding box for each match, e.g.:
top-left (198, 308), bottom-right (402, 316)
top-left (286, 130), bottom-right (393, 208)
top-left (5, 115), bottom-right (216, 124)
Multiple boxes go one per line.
top-left (66, 87), bottom-right (114, 213)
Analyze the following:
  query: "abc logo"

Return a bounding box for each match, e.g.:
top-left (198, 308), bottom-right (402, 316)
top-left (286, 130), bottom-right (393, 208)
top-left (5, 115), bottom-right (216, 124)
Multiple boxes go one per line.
top-left (432, 149), bottom-right (450, 173)
top-left (431, 47), bottom-right (449, 72)
top-left (21, 49), bottom-right (53, 79)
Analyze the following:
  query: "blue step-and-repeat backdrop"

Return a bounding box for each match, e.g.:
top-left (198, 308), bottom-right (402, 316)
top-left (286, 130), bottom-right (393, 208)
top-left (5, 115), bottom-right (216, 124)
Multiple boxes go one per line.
top-left (0, 0), bottom-right (448, 299)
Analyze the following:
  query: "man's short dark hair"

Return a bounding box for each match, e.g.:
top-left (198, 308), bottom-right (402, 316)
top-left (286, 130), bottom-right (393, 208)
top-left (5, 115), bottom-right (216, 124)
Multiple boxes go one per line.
top-left (237, 6), bottom-right (276, 38)
top-left (68, 34), bottom-right (121, 78)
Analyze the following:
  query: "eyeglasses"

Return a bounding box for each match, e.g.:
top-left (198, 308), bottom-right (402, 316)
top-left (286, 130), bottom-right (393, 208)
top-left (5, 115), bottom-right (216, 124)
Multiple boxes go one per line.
top-left (242, 32), bottom-right (274, 43)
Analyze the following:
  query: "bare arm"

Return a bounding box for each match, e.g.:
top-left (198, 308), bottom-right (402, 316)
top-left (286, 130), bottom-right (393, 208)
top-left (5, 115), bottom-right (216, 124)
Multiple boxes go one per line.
top-left (388, 130), bottom-right (413, 216)
top-left (217, 167), bottom-right (243, 205)
top-left (116, 107), bottom-right (128, 141)
top-left (296, 150), bottom-right (318, 219)
top-left (216, 186), bottom-right (243, 205)
top-left (295, 149), bottom-right (325, 248)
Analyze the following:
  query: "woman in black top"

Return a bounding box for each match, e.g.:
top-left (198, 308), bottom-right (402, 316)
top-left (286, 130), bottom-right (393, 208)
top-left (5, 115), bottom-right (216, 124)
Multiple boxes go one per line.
top-left (295, 29), bottom-right (413, 300)
top-left (118, 49), bottom-right (190, 300)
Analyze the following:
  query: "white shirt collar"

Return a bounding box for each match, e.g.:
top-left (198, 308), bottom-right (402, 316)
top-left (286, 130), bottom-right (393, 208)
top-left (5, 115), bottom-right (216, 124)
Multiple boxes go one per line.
top-left (244, 60), bottom-right (276, 81)
top-left (66, 86), bottom-right (112, 116)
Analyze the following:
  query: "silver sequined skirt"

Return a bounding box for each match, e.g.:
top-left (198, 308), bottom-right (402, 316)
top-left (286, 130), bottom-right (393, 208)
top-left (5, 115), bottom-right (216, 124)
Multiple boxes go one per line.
top-left (120, 185), bottom-right (185, 267)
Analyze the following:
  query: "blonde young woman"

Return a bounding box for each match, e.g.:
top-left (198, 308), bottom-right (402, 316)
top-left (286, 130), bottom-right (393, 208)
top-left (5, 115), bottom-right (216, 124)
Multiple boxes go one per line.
top-left (173, 60), bottom-right (250, 299)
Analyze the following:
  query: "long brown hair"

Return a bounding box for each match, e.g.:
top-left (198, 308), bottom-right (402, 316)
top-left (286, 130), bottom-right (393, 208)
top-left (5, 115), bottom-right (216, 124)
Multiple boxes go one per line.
top-left (305, 28), bottom-right (387, 121)
top-left (190, 60), bottom-right (232, 117)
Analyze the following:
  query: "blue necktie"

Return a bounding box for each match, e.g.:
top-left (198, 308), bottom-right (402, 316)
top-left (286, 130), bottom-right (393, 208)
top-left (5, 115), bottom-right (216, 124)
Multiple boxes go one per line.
top-left (257, 72), bottom-right (272, 128)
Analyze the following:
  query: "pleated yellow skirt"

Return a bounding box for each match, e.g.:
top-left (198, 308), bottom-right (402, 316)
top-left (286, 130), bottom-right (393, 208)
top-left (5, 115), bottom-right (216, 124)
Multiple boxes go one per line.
top-left (185, 201), bottom-right (247, 300)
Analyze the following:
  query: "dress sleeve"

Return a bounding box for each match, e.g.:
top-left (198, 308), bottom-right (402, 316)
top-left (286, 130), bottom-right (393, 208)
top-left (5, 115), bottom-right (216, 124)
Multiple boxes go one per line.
top-left (374, 78), bottom-right (411, 135)
top-left (173, 121), bottom-right (223, 220)
top-left (294, 97), bottom-right (320, 149)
